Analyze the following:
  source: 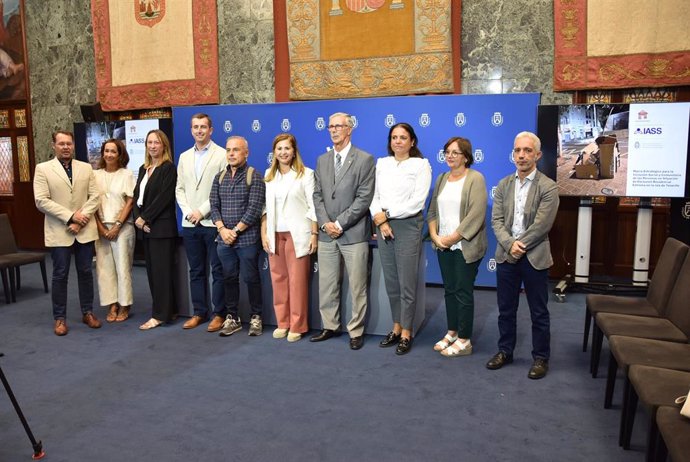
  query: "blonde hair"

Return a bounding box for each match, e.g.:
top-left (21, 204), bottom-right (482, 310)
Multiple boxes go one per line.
top-left (144, 130), bottom-right (173, 168)
top-left (265, 133), bottom-right (305, 182)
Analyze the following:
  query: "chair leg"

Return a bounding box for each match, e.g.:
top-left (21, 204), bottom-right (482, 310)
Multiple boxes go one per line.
top-left (583, 309), bottom-right (591, 352)
top-left (7, 267), bottom-right (16, 303)
top-left (0, 268), bottom-right (9, 304)
top-left (15, 266), bottom-right (21, 290)
top-left (40, 261), bottom-right (48, 293)
top-left (604, 352), bottom-right (618, 409)
top-left (646, 412), bottom-right (659, 462)
top-left (620, 378), bottom-right (638, 449)
top-left (654, 426), bottom-right (668, 462)
top-left (591, 324), bottom-right (604, 378)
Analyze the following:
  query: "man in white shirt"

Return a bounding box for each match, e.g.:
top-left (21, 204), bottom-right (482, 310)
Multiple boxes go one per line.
top-left (175, 113), bottom-right (228, 330)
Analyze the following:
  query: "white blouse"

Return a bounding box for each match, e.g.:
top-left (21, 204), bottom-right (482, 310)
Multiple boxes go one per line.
top-left (94, 168), bottom-right (135, 223)
top-left (437, 176), bottom-right (466, 251)
top-left (370, 156), bottom-right (432, 219)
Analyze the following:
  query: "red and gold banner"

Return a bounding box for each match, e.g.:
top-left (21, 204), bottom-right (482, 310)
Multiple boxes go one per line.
top-left (554, 0), bottom-right (690, 91)
top-left (91, 0), bottom-right (219, 111)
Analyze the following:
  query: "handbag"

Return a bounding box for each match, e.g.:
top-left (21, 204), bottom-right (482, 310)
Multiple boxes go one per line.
top-left (676, 390), bottom-right (690, 419)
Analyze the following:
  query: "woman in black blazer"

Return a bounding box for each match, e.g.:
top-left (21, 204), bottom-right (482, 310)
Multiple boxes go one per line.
top-left (133, 129), bottom-right (178, 329)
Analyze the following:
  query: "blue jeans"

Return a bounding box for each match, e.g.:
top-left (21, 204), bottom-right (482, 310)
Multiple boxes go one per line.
top-left (496, 257), bottom-right (550, 360)
top-left (182, 226), bottom-right (224, 318)
top-left (216, 242), bottom-right (262, 318)
top-left (51, 241), bottom-right (95, 320)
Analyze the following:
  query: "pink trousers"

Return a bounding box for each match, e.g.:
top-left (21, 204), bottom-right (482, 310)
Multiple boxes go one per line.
top-left (269, 232), bottom-right (310, 333)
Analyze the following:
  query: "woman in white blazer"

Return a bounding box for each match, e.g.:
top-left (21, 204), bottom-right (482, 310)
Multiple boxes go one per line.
top-left (261, 134), bottom-right (318, 342)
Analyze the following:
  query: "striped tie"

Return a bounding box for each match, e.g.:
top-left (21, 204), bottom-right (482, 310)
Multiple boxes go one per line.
top-left (335, 152), bottom-right (342, 176)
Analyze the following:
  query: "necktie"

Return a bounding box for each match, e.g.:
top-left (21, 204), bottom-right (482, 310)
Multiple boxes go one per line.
top-left (335, 152), bottom-right (342, 176)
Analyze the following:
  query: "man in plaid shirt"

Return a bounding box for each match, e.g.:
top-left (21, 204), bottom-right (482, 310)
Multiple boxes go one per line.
top-left (210, 136), bottom-right (266, 337)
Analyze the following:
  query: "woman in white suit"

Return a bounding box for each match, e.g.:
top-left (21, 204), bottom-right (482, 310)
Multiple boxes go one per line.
top-left (261, 134), bottom-right (318, 342)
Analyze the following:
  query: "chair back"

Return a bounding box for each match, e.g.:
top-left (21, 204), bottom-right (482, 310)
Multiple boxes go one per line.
top-left (647, 237), bottom-right (689, 314)
top-left (0, 214), bottom-right (19, 255)
top-left (665, 252), bottom-right (690, 337)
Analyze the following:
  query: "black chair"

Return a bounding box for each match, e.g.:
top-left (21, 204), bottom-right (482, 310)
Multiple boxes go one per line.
top-left (0, 256), bottom-right (16, 303)
top-left (583, 237), bottom-right (688, 352)
top-left (590, 251), bottom-right (690, 377)
top-left (655, 405), bottom-right (690, 462)
top-left (0, 214), bottom-right (48, 302)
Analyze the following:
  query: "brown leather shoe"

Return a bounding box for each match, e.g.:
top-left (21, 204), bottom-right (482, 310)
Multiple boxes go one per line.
top-left (183, 315), bottom-right (206, 329)
top-left (82, 312), bottom-right (102, 329)
top-left (207, 315), bottom-right (224, 332)
top-left (54, 319), bottom-right (68, 336)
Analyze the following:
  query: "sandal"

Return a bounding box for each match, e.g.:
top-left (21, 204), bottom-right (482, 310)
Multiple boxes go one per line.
top-left (433, 333), bottom-right (458, 351)
top-left (115, 306), bottom-right (130, 322)
top-left (106, 304), bottom-right (119, 323)
top-left (441, 339), bottom-right (473, 357)
top-left (139, 318), bottom-right (163, 330)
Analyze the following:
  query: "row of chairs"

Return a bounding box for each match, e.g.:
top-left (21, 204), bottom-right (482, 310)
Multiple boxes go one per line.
top-left (0, 214), bottom-right (48, 304)
top-left (583, 237), bottom-right (690, 462)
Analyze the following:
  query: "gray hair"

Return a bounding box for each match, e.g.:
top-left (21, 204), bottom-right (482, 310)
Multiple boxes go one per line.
top-left (514, 131), bottom-right (541, 152)
top-left (226, 135), bottom-right (249, 150)
top-left (329, 112), bottom-right (354, 128)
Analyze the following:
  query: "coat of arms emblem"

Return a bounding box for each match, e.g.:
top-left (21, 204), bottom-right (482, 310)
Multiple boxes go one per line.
top-left (136, 0), bottom-right (165, 28)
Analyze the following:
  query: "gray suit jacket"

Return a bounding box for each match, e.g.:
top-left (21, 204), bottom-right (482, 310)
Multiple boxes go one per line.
top-left (313, 145), bottom-right (375, 244)
top-left (491, 170), bottom-right (559, 270)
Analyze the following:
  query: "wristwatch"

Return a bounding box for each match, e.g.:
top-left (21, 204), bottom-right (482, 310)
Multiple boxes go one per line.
top-left (385, 210), bottom-right (391, 219)
top-left (232, 226), bottom-right (241, 234)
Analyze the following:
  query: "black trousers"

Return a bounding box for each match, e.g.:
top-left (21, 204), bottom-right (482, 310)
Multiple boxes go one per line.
top-left (143, 237), bottom-right (177, 322)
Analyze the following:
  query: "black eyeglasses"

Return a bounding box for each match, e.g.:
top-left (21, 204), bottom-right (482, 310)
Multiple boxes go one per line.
top-left (327, 124), bottom-right (349, 131)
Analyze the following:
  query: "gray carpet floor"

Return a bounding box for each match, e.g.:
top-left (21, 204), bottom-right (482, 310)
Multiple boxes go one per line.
top-left (0, 261), bottom-right (649, 461)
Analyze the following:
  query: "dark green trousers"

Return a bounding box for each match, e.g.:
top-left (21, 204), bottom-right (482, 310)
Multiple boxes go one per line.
top-left (437, 248), bottom-right (481, 338)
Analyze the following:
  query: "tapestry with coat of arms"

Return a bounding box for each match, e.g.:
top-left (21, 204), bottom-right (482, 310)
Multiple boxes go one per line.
top-left (284, 0), bottom-right (459, 100)
top-left (91, 0), bottom-right (219, 111)
top-left (554, 0), bottom-right (690, 90)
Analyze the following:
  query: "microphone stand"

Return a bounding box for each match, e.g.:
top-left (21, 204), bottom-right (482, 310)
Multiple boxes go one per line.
top-left (0, 353), bottom-right (45, 460)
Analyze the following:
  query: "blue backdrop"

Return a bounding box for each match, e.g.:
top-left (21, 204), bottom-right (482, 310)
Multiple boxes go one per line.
top-left (172, 93), bottom-right (540, 287)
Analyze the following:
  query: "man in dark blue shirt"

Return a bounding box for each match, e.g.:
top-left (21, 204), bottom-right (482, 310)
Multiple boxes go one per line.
top-left (210, 136), bottom-right (266, 337)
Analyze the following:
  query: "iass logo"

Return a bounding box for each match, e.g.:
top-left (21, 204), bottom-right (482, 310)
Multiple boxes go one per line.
top-left (455, 112), bottom-right (466, 127)
top-left (474, 149), bottom-right (484, 163)
top-left (419, 113), bottom-right (431, 128)
top-left (281, 118), bottom-right (291, 132)
top-left (491, 112), bottom-right (503, 127)
top-left (634, 127), bottom-right (662, 135)
top-left (490, 186), bottom-right (497, 199)
top-left (315, 117), bottom-right (326, 131)
top-left (223, 120), bottom-right (233, 133)
top-left (266, 152), bottom-right (273, 165)
top-left (385, 114), bottom-right (396, 128)
top-left (437, 149), bottom-right (446, 163)
top-left (487, 258), bottom-right (497, 272)
top-left (351, 116), bottom-right (359, 129)
top-left (251, 119), bottom-right (261, 133)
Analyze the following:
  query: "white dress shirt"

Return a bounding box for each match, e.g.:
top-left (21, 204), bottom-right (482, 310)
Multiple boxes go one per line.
top-left (370, 156), bottom-right (432, 219)
top-left (511, 169), bottom-right (537, 239)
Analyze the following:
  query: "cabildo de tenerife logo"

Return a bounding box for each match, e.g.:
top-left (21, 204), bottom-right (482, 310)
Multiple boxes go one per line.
top-left (223, 120), bottom-right (233, 133)
top-left (281, 118), bottom-right (291, 132)
top-left (385, 114), bottom-right (396, 128)
top-left (419, 113), bottom-right (431, 128)
top-left (455, 112), bottom-right (466, 128)
top-left (487, 258), bottom-right (497, 272)
top-left (266, 151), bottom-right (273, 165)
top-left (490, 186), bottom-right (498, 199)
top-left (491, 112), bottom-right (503, 127)
top-left (351, 115), bottom-right (359, 128)
top-left (315, 117), bottom-right (326, 131)
top-left (474, 149), bottom-right (484, 163)
top-left (509, 150), bottom-right (516, 164)
top-left (436, 149), bottom-right (445, 164)
top-left (251, 119), bottom-right (261, 133)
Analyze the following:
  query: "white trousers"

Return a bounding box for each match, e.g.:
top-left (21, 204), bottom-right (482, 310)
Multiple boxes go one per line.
top-left (95, 223), bottom-right (135, 306)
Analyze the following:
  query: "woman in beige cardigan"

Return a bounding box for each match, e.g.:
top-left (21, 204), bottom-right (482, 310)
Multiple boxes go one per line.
top-left (427, 137), bottom-right (488, 357)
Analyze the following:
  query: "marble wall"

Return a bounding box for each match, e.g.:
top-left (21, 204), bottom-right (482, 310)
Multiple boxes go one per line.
top-left (24, 0), bottom-right (571, 162)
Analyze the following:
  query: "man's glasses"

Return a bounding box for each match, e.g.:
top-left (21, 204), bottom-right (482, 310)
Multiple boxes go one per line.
top-left (327, 124), bottom-right (349, 131)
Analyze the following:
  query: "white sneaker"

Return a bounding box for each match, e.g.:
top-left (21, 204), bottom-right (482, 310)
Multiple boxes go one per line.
top-left (287, 332), bottom-right (302, 342)
top-left (273, 328), bottom-right (288, 339)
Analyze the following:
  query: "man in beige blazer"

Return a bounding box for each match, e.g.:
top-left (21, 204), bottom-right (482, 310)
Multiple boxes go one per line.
top-left (175, 113), bottom-right (227, 331)
top-left (486, 131), bottom-right (559, 379)
top-left (34, 131), bottom-right (101, 336)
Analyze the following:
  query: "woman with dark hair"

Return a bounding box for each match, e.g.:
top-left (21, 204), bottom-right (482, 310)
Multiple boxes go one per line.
top-left (94, 139), bottom-right (135, 322)
top-left (133, 129), bottom-right (178, 330)
top-left (427, 137), bottom-right (488, 357)
top-left (261, 134), bottom-right (318, 342)
top-left (370, 122), bottom-right (432, 355)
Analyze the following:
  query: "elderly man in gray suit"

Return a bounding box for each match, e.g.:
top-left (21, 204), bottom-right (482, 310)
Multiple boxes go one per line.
top-left (486, 131), bottom-right (559, 379)
top-left (311, 112), bottom-right (375, 350)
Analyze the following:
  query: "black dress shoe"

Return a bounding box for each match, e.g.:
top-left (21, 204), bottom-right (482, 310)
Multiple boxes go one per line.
top-left (486, 351), bottom-right (513, 370)
top-left (379, 331), bottom-right (401, 348)
top-left (310, 329), bottom-right (339, 342)
top-left (528, 358), bottom-right (549, 379)
top-left (349, 336), bottom-right (364, 350)
top-left (395, 337), bottom-right (412, 355)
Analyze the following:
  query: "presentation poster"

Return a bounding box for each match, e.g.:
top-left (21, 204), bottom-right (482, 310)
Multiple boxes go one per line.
top-left (627, 102), bottom-right (690, 197)
top-left (173, 93), bottom-right (541, 287)
top-left (124, 119), bottom-right (160, 179)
